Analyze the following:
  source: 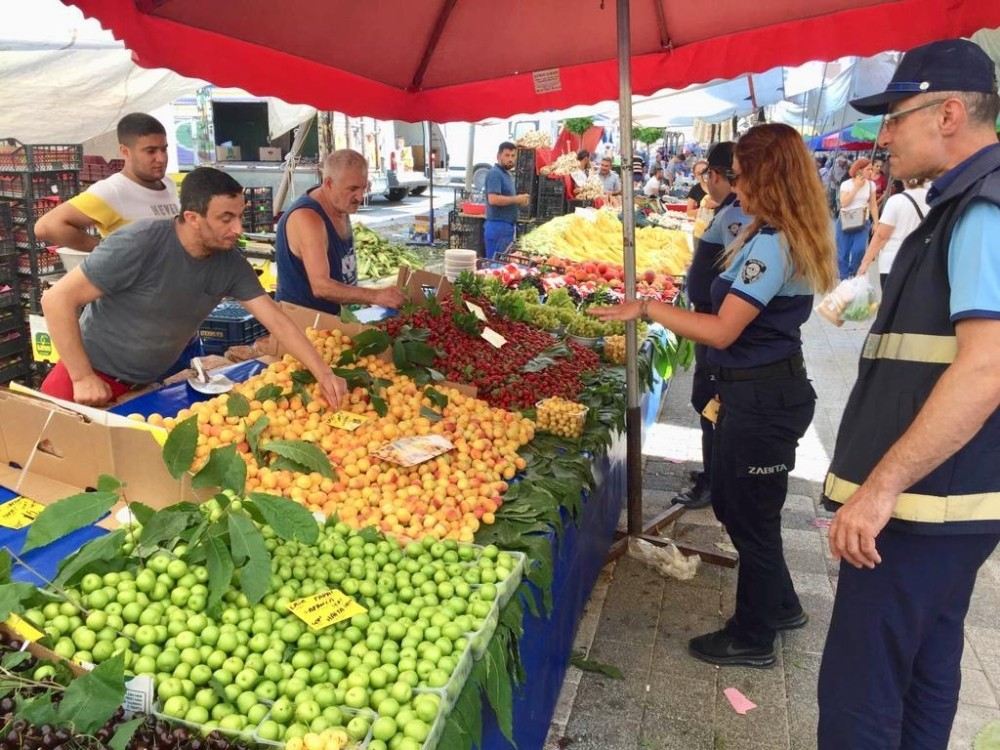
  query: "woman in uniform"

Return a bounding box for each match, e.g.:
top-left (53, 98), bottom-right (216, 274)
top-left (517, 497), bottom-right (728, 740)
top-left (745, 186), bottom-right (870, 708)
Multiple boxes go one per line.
top-left (591, 123), bottom-right (837, 667)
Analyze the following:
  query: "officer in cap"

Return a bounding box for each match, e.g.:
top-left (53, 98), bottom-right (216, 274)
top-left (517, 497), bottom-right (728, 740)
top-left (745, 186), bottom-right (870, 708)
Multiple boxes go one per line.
top-left (818, 39), bottom-right (1000, 748)
top-left (672, 142), bottom-right (750, 510)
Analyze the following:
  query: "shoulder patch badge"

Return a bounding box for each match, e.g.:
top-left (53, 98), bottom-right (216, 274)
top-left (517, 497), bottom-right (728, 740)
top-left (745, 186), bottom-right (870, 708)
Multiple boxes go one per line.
top-left (727, 221), bottom-right (742, 238)
top-left (741, 259), bottom-right (766, 284)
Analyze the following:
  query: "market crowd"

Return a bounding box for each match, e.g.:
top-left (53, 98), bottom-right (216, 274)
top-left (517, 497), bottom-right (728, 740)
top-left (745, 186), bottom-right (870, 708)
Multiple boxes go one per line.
top-left (29, 36), bottom-right (1000, 750)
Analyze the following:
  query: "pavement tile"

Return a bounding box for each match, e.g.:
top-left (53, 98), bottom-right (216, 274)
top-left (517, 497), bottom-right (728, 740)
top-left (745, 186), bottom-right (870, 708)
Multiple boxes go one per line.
top-left (960, 668), bottom-right (999, 709)
top-left (964, 583), bottom-right (1000, 629)
top-left (948, 703), bottom-right (1000, 750)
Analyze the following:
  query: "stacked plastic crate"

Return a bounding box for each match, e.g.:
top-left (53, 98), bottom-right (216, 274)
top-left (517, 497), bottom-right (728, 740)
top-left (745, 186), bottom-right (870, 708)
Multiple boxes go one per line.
top-left (0, 202), bottom-right (28, 384)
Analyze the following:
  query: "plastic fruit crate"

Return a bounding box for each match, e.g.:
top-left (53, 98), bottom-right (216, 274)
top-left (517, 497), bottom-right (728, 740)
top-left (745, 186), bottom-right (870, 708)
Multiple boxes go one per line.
top-left (0, 171), bottom-right (79, 201)
top-left (0, 353), bottom-right (28, 384)
top-left (10, 198), bottom-right (60, 225)
top-left (0, 140), bottom-right (83, 172)
top-left (198, 300), bottom-right (266, 354)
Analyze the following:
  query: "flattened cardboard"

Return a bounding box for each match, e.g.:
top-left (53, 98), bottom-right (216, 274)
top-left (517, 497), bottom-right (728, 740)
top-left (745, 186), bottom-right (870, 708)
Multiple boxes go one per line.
top-left (396, 267), bottom-right (453, 303)
top-left (0, 387), bottom-right (200, 509)
top-left (0, 623), bottom-right (87, 677)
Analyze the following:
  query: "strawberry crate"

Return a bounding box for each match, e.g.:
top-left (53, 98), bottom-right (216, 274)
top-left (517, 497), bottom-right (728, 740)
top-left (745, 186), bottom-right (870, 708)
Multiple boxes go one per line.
top-left (18, 249), bottom-right (61, 275)
top-left (0, 140), bottom-right (83, 172)
top-left (10, 198), bottom-right (60, 225)
top-left (0, 171), bottom-right (79, 201)
top-left (0, 352), bottom-right (29, 384)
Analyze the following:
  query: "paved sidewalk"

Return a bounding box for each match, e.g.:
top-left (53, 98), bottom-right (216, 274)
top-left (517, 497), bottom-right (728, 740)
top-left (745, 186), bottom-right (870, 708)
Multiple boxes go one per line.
top-left (546, 314), bottom-right (1000, 750)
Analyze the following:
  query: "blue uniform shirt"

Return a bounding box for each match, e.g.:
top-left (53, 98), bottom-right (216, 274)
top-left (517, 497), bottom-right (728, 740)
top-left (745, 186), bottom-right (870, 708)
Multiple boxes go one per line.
top-left (274, 192), bottom-right (357, 315)
top-left (484, 164), bottom-right (517, 224)
top-left (708, 227), bottom-right (814, 368)
top-left (948, 199), bottom-right (1000, 322)
top-left (686, 193), bottom-right (750, 310)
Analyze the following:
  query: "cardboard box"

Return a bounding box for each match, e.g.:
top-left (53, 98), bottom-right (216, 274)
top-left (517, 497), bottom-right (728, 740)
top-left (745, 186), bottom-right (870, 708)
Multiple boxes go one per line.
top-left (215, 145), bottom-right (242, 162)
top-left (259, 147), bottom-right (282, 162)
top-left (395, 267), bottom-right (453, 304)
top-left (0, 387), bottom-right (203, 511)
top-left (0, 623), bottom-right (87, 676)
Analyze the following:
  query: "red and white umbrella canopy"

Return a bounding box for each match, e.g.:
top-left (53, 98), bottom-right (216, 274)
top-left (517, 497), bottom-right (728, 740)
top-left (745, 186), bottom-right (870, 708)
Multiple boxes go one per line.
top-left (67, 0), bottom-right (1000, 122)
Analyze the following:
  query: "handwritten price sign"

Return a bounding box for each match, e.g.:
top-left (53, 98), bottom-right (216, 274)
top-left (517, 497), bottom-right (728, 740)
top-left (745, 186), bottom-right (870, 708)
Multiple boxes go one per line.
top-left (288, 590), bottom-right (368, 632)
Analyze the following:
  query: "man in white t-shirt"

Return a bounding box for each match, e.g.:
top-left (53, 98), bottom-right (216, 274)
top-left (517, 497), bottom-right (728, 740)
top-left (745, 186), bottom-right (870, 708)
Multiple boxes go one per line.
top-left (643, 166), bottom-right (666, 197)
top-left (35, 113), bottom-right (179, 250)
top-left (857, 178), bottom-right (930, 287)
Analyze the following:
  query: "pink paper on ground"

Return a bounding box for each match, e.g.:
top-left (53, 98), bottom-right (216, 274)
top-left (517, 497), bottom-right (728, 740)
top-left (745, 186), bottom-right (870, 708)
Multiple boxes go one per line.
top-left (724, 687), bottom-right (758, 715)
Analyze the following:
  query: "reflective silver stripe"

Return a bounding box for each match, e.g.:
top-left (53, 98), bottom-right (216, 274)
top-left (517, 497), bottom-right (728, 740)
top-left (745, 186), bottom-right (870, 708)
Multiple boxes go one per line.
top-left (862, 332), bottom-right (957, 364)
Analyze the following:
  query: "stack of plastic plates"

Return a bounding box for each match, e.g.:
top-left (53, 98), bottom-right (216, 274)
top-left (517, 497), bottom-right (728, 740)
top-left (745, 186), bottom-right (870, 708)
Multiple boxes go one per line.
top-left (444, 248), bottom-right (478, 281)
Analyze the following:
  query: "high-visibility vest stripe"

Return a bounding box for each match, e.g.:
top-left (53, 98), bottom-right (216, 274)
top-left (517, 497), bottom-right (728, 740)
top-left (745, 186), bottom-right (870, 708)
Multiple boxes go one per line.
top-left (825, 473), bottom-right (1000, 524)
top-left (861, 332), bottom-right (958, 364)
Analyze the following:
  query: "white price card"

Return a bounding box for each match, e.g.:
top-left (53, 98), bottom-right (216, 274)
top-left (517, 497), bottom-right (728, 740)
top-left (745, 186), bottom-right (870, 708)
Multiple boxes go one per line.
top-left (481, 327), bottom-right (507, 349)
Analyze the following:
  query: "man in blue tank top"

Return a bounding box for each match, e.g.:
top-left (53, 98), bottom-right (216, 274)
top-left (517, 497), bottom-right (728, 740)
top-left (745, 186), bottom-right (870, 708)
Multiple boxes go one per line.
top-left (275, 150), bottom-right (405, 315)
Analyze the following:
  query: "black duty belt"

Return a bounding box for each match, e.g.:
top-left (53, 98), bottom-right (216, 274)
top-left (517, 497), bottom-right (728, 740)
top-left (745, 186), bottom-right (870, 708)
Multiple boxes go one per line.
top-left (711, 354), bottom-right (806, 382)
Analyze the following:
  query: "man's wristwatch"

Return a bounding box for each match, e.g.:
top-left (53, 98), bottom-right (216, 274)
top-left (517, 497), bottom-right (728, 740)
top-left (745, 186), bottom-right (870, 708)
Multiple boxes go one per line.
top-left (639, 299), bottom-right (651, 321)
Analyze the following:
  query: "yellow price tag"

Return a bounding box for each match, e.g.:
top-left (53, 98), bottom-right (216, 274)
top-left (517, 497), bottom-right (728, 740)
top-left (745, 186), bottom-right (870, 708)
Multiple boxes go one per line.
top-left (288, 590), bottom-right (368, 632)
top-left (326, 412), bottom-right (368, 432)
top-left (0, 496), bottom-right (45, 529)
top-left (6, 614), bottom-right (44, 643)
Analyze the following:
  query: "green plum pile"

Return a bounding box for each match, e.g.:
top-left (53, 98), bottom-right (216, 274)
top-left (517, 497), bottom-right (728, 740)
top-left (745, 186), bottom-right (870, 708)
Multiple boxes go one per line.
top-left (20, 510), bottom-right (522, 750)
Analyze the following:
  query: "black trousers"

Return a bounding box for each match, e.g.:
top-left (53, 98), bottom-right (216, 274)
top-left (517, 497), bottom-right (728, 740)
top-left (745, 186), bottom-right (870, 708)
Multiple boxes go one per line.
top-left (690, 342), bottom-right (715, 482)
top-left (711, 372), bottom-right (816, 647)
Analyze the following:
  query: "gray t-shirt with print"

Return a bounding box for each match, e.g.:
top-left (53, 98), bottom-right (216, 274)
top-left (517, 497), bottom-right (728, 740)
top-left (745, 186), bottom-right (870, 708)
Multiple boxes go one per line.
top-left (79, 218), bottom-right (264, 384)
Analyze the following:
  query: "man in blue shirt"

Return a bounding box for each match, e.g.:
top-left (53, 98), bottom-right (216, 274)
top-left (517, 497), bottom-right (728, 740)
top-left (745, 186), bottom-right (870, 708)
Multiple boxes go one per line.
top-left (819, 39), bottom-right (1000, 749)
top-left (484, 142), bottom-right (531, 259)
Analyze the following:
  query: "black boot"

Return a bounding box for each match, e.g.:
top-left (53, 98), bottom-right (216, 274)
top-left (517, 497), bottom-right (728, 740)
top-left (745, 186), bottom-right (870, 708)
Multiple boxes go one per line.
top-left (671, 473), bottom-right (712, 509)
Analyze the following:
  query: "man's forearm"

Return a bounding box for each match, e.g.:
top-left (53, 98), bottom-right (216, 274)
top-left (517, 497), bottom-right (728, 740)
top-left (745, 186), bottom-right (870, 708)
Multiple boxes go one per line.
top-left (487, 194), bottom-right (518, 207)
top-left (36, 222), bottom-right (98, 252)
top-left (40, 295), bottom-right (95, 381)
top-left (311, 277), bottom-right (382, 306)
top-left (864, 349), bottom-right (1000, 497)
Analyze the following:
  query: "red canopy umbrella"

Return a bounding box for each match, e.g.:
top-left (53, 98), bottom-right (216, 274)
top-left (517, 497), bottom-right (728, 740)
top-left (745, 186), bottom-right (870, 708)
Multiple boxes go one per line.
top-left (65, 0), bottom-right (1000, 543)
top-left (64, 0), bottom-right (1000, 122)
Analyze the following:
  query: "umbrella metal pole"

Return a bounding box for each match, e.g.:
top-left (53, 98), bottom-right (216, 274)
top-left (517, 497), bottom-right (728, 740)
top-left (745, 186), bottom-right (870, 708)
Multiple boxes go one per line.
top-left (616, 0), bottom-right (643, 537)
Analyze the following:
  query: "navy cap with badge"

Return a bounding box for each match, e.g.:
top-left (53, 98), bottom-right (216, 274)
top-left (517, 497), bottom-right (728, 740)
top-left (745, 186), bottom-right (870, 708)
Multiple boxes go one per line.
top-left (706, 141), bottom-right (735, 171)
top-left (851, 38), bottom-right (998, 115)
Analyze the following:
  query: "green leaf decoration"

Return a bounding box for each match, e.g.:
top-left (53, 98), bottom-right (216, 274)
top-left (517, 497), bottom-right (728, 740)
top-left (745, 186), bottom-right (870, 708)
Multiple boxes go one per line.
top-left (0, 583), bottom-right (35, 621)
top-left (228, 514), bottom-right (271, 604)
top-left (162, 414), bottom-right (199, 479)
top-left (331, 367), bottom-right (373, 391)
top-left (419, 406), bottom-right (442, 423)
top-left (53, 529), bottom-right (127, 587)
top-left (484, 637), bottom-right (515, 743)
top-left (254, 384), bottom-right (283, 402)
top-left (226, 392), bottom-right (251, 418)
top-left (1, 651), bottom-right (30, 670)
top-left (357, 527), bottom-right (382, 544)
top-left (247, 493), bottom-right (319, 544)
top-left (0, 550), bottom-right (10, 585)
top-left (263, 440), bottom-right (333, 478)
top-left (424, 387), bottom-right (448, 411)
top-left (338, 306), bottom-right (361, 324)
top-left (351, 329), bottom-right (392, 358)
top-left (269, 456), bottom-right (311, 474)
top-left (137, 510), bottom-right (199, 553)
top-left (204, 536), bottom-right (235, 614)
top-left (291, 370), bottom-right (317, 385)
top-left (247, 415), bottom-right (270, 465)
top-left (192, 445), bottom-right (247, 494)
top-left (96, 474), bottom-right (122, 494)
top-left (22, 491), bottom-right (118, 553)
top-left (17, 693), bottom-right (60, 727)
top-left (370, 394), bottom-right (388, 418)
top-left (57, 652), bottom-right (126, 734)
top-left (570, 651), bottom-right (624, 679)
top-left (128, 502), bottom-right (155, 527)
top-left (108, 717), bottom-right (144, 750)
top-left (521, 341), bottom-right (573, 373)
top-left (336, 349), bottom-right (357, 366)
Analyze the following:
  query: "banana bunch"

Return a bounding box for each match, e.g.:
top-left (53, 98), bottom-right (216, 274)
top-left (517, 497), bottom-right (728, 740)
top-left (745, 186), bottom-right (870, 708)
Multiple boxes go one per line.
top-left (520, 210), bottom-right (693, 275)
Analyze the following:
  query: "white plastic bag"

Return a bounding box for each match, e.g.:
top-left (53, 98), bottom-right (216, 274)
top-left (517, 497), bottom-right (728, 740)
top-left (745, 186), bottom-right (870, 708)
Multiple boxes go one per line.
top-left (627, 537), bottom-right (700, 581)
top-left (815, 276), bottom-right (879, 326)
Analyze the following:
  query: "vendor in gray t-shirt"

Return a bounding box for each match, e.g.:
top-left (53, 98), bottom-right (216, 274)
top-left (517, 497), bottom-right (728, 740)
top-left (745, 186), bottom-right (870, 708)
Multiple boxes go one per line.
top-left (40, 167), bottom-right (348, 408)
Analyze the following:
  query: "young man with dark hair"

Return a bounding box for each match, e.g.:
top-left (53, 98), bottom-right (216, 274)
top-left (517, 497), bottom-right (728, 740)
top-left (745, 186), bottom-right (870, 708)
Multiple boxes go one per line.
top-left (39, 167), bottom-right (347, 408)
top-left (483, 142), bottom-right (530, 259)
top-left (35, 112), bottom-right (179, 249)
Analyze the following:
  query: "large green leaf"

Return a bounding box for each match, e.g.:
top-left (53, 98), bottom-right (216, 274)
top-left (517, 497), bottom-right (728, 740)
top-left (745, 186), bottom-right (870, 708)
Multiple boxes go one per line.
top-left (246, 415), bottom-right (270, 465)
top-left (108, 717), bottom-right (144, 750)
top-left (484, 638), bottom-right (514, 743)
top-left (228, 514), bottom-right (271, 604)
top-left (17, 693), bottom-right (59, 727)
top-left (96, 474), bottom-right (122, 494)
top-left (204, 536), bottom-right (234, 614)
top-left (57, 652), bottom-right (126, 734)
top-left (137, 510), bottom-right (199, 554)
top-left (424, 387), bottom-right (448, 411)
top-left (247, 493), bottom-right (319, 544)
top-left (22, 491), bottom-right (118, 553)
top-left (162, 415), bottom-right (199, 479)
top-left (226, 392), bottom-right (250, 418)
top-left (262, 440), bottom-right (333, 478)
top-left (351, 329), bottom-right (391, 357)
top-left (0, 582), bottom-right (36, 621)
top-left (254, 384), bottom-right (283, 402)
top-left (192, 445), bottom-right (247, 494)
top-left (54, 529), bottom-right (127, 587)
top-left (0, 549), bottom-right (10, 585)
